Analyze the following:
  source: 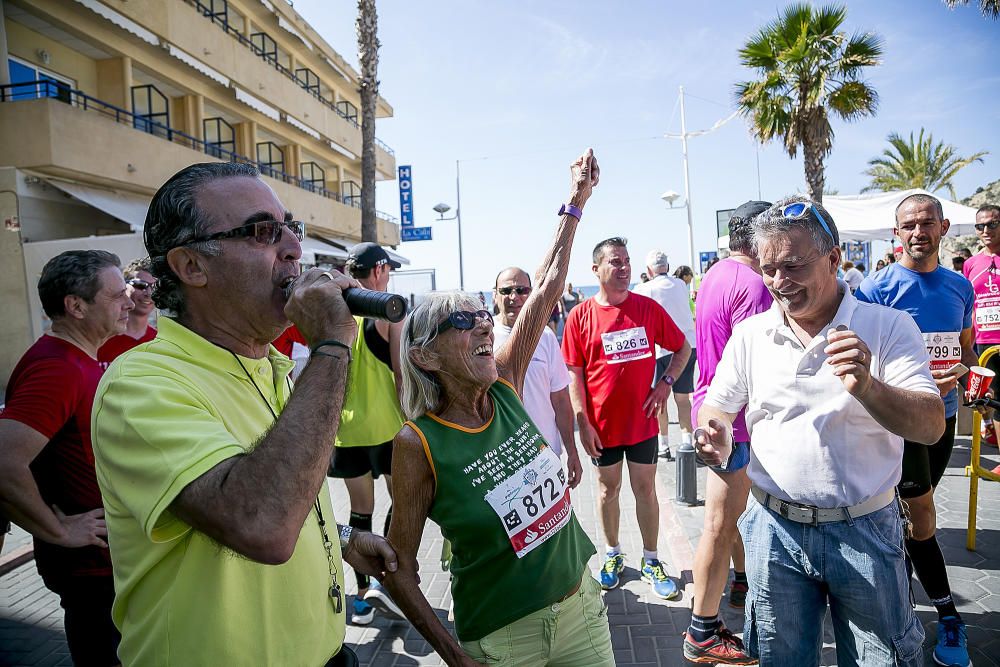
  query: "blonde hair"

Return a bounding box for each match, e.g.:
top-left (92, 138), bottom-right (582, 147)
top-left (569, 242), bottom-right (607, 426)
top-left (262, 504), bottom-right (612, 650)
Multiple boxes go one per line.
top-left (399, 291), bottom-right (483, 420)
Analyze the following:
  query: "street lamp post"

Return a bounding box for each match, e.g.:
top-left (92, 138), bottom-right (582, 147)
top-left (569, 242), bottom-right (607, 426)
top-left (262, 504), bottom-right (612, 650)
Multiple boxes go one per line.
top-left (433, 160), bottom-right (466, 291)
top-left (661, 188), bottom-right (695, 271)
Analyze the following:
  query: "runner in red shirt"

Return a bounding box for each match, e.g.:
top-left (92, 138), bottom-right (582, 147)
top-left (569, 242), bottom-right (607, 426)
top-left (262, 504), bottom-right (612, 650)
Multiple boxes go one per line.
top-left (0, 250), bottom-right (133, 666)
top-left (97, 257), bottom-right (157, 366)
top-left (562, 237), bottom-right (690, 598)
top-left (963, 204), bottom-right (1000, 446)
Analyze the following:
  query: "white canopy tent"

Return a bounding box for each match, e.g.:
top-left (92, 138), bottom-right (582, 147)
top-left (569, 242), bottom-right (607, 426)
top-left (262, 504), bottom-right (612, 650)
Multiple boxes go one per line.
top-left (824, 189), bottom-right (981, 242)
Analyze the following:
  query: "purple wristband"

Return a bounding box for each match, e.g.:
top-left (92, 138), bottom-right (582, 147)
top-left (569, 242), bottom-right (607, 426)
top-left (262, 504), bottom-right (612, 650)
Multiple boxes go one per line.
top-left (558, 203), bottom-right (583, 220)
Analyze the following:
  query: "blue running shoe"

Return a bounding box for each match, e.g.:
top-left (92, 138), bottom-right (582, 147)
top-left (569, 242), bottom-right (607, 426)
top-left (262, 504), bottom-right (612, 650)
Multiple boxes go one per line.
top-left (640, 558), bottom-right (680, 600)
top-left (351, 596), bottom-right (375, 625)
top-left (933, 616), bottom-right (970, 667)
top-left (599, 552), bottom-right (625, 590)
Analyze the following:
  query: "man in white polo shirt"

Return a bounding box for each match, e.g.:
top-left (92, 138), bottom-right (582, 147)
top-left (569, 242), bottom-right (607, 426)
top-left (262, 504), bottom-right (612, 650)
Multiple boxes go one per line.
top-left (492, 266), bottom-right (583, 487)
top-left (696, 197), bottom-right (944, 666)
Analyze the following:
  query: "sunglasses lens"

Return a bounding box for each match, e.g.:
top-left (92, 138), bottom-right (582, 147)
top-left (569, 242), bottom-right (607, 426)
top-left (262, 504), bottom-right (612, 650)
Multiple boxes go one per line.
top-left (783, 202), bottom-right (807, 217)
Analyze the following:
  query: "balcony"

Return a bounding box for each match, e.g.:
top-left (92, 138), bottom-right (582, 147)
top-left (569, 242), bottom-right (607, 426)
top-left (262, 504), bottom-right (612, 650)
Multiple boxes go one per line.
top-left (0, 81), bottom-right (400, 245)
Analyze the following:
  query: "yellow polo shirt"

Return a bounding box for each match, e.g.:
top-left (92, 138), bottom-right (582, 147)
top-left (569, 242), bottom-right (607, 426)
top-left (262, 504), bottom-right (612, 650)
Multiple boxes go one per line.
top-left (92, 317), bottom-right (345, 666)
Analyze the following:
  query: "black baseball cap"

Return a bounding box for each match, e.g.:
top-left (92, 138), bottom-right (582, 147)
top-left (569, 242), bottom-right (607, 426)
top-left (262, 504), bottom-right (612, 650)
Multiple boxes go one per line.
top-left (347, 242), bottom-right (401, 269)
top-left (729, 200), bottom-right (771, 233)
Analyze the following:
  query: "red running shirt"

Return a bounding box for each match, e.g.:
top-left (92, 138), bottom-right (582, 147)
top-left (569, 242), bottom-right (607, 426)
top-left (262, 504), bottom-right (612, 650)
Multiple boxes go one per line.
top-left (97, 325), bottom-right (157, 367)
top-left (0, 335), bottom-right (112, 590)
top-left (562, 292), bottom-right (685, 447)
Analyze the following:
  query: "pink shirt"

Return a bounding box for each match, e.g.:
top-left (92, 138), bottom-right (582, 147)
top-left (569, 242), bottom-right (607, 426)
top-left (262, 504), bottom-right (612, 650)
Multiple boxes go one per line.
top-left (962, 252), bottom-right (1000, 344)
top-left (691, 258), bottom-right (773, 443)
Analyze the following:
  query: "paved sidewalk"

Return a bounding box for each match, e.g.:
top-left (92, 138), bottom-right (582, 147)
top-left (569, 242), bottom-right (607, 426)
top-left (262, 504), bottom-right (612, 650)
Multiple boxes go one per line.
top-left (2, 431), bottom-right (999, 666)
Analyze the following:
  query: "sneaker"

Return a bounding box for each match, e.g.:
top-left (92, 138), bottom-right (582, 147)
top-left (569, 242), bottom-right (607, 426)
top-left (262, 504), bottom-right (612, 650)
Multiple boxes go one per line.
top-left (659, 444), bottom-right (675, 461)
top-left (683, 627), bottom-right (758, 665)
top-left (728, 580), bottom-right (748, 608)
top-left (351, 597), bottom-right (375, 625)
top-left (363, 581), bottom-right (404, 620)
top-left (599, 552), bottom-right (625, 590)
top-left (640, 558), bottom-right (680, 600)
top-left (933, 616), bottom-right (970, 667)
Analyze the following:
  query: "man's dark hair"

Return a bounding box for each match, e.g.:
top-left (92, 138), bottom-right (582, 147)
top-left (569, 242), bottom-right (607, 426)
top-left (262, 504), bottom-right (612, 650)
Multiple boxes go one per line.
top-left (123, 257), bottom-right (152, 281)
top-left (144, 162), bottom-right (261, 316)
top-left (978, 204), bottom-right (1000, 218)
top-left (728, 216), bottom-right (756, 254)
top-left (38, 250), bottom-right (121, 318)
top-left (856, 263), bottom-right (865, 272)
top-left (346, 260), bottom-right (371, 280)
top-left (592, 237), bottom-right (627, 264)
top-left (895, 193), bottom-right (944, 222)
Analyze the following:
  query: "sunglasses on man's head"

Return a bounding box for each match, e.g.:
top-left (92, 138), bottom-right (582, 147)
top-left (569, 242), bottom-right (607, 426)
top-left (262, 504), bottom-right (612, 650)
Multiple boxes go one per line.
top-left (781, 202), bottom-right (835, 241)
top-left (183, 219), bottom-right (305, 247)
top-left (436, 309), bottom-right (493, 335)
top-left (496, 286), bottom-right (531, 296)
top-left (975, 220), bottom-right (1000, 232)
top-left (127, 279), bottom-right (155, 291)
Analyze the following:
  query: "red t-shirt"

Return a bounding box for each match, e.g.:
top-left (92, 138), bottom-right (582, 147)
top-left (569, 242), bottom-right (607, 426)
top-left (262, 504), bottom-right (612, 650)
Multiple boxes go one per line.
top-left (97, 325), bottom-right (157, 367)
top-left (272, 324), bottom-right (307, 357)
top-left (1, 335), bottom-right (112, 590)
top-left (562, 292), bottom-right (685, 447)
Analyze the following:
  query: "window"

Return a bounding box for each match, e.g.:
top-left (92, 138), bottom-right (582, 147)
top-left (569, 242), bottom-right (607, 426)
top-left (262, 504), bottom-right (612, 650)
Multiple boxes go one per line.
top-left (131, 84), bottom-right (170, 138)
top-left (6, 56), bottom-right (73, 102)
top-left (342, 180), bottom-right (361, 208)
top-left (256, 142), bottom-right (285, 178)
top-left (250, 32), bottom-right (278, 63)
top-left (299, 162), bottom-right (325, 192)
top-left (336, 100), bottom-right (358, 124)
top-left (295, 67), bottom-right (320, 95)
top-left (203, 117), bottom-right (235, 158)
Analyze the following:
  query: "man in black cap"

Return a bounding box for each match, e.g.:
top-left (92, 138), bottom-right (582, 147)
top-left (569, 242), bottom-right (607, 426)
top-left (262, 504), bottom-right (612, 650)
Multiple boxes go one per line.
top-left (683, 202), bottom-right (773, 665)
top-left (336, 241), bottom-right (407, 625)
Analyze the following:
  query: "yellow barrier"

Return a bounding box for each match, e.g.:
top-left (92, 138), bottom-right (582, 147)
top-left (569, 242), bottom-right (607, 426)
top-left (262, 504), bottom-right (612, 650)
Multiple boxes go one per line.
top-left (966, 345), bottom-right (1000, 550)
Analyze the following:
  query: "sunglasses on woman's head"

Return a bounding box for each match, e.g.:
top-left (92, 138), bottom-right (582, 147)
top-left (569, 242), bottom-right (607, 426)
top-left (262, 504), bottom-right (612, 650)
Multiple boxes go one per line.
top-left (436, 310), bottom-right (493, 335)
top-left (496, 286), bottom-right (531, 296)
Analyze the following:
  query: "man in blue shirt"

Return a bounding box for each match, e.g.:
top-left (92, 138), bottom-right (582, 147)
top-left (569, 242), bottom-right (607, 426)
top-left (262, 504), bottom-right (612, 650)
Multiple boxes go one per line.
top-left (855, 193), bottom-right (977, 667)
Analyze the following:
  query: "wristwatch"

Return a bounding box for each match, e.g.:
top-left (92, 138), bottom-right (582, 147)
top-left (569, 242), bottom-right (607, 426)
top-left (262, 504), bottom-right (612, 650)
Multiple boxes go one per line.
top-left (558, 203), bottom-right (583, 220)
top-left (660, 374), bottom-right (676, 386)
top-left (338, 524), bottom-right (354, 550)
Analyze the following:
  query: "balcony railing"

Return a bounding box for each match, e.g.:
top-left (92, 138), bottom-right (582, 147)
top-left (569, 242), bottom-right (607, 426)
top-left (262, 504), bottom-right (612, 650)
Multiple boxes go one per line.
top-left (0, 80), bottom-right (376, 209)
top-left (184, 0), bottom-right (395, 157)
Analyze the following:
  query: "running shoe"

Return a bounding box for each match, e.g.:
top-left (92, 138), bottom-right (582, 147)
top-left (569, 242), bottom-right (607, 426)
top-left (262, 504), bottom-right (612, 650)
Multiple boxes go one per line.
top-left (728, 580), bottom-right (748, 608)
top-left (933, 616), bottom-right (970, 667)
top-left (683, 627), bottom-right (758, 665)
top-left (659, 445), bottom-right (675, 461)
top-left (363, 581), bottom-right (404, 620)
top-left (640, 558), bottom-right (680, 600)
top-left (351, 597), bottom-right (375, 625)
top-left (599, 552), bottom-right (625, 590)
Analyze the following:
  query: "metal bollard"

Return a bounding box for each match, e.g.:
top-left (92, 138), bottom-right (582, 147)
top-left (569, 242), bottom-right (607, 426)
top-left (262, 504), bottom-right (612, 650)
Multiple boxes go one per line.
top-left (674, 440), bottom-right (701, 506)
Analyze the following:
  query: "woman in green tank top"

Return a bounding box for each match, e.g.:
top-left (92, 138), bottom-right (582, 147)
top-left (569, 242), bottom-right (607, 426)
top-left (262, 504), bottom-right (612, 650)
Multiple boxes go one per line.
top-left (379, 150), bottom-right (614, 667)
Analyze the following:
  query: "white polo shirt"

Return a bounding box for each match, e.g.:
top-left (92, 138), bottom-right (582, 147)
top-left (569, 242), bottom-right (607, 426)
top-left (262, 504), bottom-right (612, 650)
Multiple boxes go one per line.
top-left (633, 274), bottom-right (696, 354)
top-left (493, 324), bottom-right (571, 455)
top-left (704, 282), bottom-right (940, 508)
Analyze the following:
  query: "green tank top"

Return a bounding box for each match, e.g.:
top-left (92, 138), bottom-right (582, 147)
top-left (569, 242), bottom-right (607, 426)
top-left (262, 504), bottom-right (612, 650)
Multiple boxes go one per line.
top-left (335, 317), bottom-right (405, 447)
top-left (410, 379), bottom-right (595, 641)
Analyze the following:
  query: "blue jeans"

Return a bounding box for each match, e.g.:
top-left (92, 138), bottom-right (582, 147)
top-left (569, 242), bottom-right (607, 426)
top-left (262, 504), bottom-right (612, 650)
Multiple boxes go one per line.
top-left (737, 497), bottom-right (924, 666)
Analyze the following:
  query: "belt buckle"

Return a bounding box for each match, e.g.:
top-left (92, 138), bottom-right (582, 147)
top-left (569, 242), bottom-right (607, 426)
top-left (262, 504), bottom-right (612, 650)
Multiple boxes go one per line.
top-left (777, 499), bottom-right (790, 519)
top-left (810, 507), bottom-right (820, 526)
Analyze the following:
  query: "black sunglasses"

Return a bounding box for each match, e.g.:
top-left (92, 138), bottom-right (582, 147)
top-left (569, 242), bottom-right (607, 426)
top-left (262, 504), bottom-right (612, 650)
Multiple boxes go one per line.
top-left (496, 285), bottom-right (531, 296)
top-left (436, 310), bottom-right (493, 335)
top-left (184, 220), bottom-right (305, 246)
top-left (975, 220), bottom-right (1000, 232)
top-left (127, 279), bottom-right (155, 291)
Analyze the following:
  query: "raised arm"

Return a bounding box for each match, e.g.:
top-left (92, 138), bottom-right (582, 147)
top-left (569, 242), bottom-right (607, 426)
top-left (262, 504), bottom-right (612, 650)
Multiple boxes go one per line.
top-left (382, 427), bottom-right (483, 667)
top-left (497, 149), bottom-right (598, 392)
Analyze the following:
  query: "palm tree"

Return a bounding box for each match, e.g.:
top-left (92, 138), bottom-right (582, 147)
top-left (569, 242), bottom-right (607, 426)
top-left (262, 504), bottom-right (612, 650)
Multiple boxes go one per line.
top-left (943, 0), bottom-right (999, 19)
top-left (735, 4), bottom-right (883, 203)
top-left (357, 0), bottom-right (380, 242)
top-left (862, 129), bottom-right (988, 199)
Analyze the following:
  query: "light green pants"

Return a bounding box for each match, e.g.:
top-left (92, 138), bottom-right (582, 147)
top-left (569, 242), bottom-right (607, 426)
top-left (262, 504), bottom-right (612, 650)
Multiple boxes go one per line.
top-left (459, 575), bottom-right (614, 666)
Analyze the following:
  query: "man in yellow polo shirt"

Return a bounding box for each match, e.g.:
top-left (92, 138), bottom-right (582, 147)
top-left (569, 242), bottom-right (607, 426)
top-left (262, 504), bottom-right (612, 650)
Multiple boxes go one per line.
top-left (92, 162), bottom-right (397, 666)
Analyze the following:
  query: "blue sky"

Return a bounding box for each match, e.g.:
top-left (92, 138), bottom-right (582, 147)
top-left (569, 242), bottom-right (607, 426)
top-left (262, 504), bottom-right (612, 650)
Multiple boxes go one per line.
top-left (293, 0), bottom-right (999, 290)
